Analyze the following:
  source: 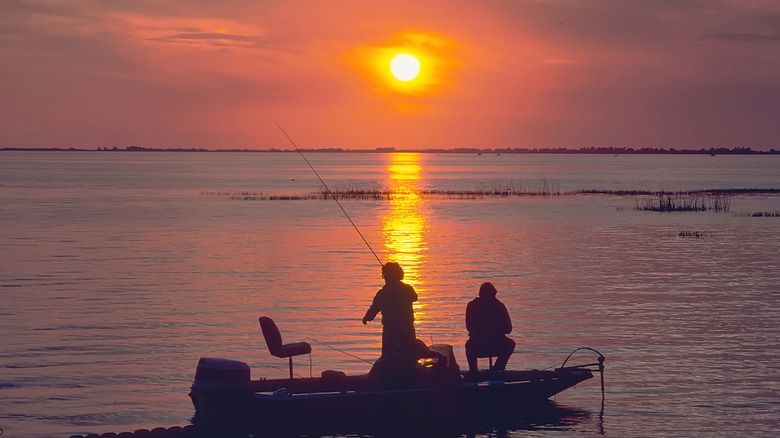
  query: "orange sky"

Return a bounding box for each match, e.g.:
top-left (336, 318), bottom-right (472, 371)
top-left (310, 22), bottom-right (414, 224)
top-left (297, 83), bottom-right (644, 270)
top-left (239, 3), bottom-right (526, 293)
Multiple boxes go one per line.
top-left (2, 0), bottom-right (779, 150)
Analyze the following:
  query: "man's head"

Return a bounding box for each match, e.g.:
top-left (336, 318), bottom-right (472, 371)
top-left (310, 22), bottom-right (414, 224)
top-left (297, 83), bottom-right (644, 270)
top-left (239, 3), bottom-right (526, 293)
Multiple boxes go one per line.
top-left (382, 262), bottom-right (404, 282)
top-left (479, 282), bottom-right (498, 298)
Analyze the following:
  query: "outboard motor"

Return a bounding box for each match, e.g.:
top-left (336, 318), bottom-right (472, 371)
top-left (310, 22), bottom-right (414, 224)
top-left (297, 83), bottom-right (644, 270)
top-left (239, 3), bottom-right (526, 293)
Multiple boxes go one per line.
top-left (429, 344), bottom-right (459, 371)
top-left (190, 357), bottom-right (251, 430)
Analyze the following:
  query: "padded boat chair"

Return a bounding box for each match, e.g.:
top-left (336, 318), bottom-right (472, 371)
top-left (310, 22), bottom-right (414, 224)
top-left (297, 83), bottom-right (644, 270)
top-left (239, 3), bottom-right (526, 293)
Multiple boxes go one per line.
top-left (258, 316), bottom-right (311, 379)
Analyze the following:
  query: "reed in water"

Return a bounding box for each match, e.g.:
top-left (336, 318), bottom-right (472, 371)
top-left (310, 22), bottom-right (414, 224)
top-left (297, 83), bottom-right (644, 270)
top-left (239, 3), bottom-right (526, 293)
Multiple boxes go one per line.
top-left (200, 186), bottom-right (780, 214)
top-left (635, 192), bottom-right (731, 212)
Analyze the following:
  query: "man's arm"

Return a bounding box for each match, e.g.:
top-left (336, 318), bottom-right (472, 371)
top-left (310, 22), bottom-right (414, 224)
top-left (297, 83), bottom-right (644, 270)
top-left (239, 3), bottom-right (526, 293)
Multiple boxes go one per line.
top-left (362, 291), bottom-right (382, 324)
top-left (502, 302), bottom-right (512, 334)
top-left (465, 301), bottom-right (475, 334)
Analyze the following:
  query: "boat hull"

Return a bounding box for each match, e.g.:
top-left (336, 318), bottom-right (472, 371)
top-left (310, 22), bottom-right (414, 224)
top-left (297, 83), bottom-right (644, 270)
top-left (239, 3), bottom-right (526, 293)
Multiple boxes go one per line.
top-left (189, 358), bottom-right (593, 436)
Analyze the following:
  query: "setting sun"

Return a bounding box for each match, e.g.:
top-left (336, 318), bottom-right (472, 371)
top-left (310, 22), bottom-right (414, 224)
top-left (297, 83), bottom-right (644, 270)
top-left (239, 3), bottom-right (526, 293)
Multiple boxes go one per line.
top-left (390, 53), bottom-right (421, 82)
top-left (349, 31), bottom-right (456, 99)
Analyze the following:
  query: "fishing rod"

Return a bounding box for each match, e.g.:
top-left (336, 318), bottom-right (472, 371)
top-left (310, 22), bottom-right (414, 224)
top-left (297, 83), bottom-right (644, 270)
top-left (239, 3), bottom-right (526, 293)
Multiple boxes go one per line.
top-left (275, 121), bottom-right (383, 266)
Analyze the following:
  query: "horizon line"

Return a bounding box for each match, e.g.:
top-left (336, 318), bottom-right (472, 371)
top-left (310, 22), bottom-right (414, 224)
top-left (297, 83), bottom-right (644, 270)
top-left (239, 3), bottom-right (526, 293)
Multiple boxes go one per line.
top-left (2, 146), bottom-right (780, 154)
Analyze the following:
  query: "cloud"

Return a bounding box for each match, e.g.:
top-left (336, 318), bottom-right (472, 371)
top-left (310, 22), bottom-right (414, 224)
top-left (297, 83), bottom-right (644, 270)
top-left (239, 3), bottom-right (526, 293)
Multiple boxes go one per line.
top-left (149, 31), bottom-right (267, 48)
top-left (700, 10), bottom-right (780, 43)
top-left (701, 32), bottom-right (780, 43)
top-left (540, 58), bottom-right (582, 65)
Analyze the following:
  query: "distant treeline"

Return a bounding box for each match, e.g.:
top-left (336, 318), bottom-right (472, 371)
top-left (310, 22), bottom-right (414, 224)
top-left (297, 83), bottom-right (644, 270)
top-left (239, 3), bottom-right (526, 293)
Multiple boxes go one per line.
top-left (2, 146), bottom-right (779, 154)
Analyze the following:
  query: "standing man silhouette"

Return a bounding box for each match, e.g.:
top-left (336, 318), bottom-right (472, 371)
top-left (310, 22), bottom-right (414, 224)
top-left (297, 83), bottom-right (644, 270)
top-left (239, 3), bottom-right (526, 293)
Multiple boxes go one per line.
top-left (362, 262), bottom-right (418, 356)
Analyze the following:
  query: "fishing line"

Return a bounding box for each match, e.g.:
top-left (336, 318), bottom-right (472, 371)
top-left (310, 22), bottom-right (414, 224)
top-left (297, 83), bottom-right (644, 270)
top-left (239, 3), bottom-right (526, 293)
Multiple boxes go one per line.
top-left (259, 361), bottom-right (310, 379)
top-left (306, 336), bottom-right (375, 365)
top-left (275, 121), bottom-right (383, 267)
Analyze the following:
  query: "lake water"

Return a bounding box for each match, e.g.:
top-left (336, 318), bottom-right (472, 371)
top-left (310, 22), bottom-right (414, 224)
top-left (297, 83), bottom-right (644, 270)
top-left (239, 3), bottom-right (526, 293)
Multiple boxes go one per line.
top-left (1, 151), bottom-right (779, 437)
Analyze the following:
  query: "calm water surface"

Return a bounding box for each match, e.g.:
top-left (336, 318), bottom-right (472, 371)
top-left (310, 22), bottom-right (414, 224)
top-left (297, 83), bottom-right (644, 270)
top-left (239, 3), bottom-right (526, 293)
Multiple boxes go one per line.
top-left (1, 152), bottom-right (779, 437)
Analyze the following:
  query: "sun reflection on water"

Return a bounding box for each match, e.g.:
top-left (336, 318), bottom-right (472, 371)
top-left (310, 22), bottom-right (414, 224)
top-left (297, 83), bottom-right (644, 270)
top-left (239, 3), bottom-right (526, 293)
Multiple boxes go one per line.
top-left (381, 153), bottom-right (429, 323)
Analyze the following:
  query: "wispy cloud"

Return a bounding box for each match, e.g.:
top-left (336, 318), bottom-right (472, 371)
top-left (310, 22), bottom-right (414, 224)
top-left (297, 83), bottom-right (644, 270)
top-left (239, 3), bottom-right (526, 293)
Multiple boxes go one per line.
top-left (700, 11), bottom-right (780, 43)
top-left (149, 31), bottom-right (267, 48)
top-left (540, 58), bottom-right (582, 65)
top-left (701, 32), bottom-right (780, 43)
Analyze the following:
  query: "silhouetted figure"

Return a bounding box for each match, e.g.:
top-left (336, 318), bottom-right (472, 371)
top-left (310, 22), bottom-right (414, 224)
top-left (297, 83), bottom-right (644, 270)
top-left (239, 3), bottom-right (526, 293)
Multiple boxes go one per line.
top-left (363, 262), bottom-right (418, 356)
top-left (465, 282), bottom-right (515, 373)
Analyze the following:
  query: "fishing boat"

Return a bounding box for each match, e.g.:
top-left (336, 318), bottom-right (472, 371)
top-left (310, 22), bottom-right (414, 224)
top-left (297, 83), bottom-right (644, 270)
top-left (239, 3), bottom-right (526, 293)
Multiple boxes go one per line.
top-left (189, 317), bottom-right (605, 436)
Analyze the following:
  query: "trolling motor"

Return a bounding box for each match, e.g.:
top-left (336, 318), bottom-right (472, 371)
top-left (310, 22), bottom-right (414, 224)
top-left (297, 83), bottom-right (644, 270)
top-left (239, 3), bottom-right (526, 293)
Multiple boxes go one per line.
top-left (556, 347), bottom-right (606, 402)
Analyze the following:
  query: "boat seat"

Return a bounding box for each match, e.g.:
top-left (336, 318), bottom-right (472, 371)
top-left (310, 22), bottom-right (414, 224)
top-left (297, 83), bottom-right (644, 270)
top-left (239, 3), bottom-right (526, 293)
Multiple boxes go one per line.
top-left (468, 342), bottom-right (508, 371)
top-left (478, 355), bottom-right (497, 370)
top-left (259, 316), bottom-right (311, 379)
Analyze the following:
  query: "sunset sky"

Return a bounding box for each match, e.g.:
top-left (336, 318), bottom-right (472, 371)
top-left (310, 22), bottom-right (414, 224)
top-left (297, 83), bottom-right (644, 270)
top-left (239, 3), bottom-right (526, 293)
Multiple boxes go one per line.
top-left (2, 0), bottom-right (779, 150)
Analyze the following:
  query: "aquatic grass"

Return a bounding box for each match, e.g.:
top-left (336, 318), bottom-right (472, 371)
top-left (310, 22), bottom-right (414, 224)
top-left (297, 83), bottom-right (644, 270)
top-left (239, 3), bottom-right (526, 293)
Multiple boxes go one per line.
top-left (200, 180), bottom-right (564, 201)
top-left (737, 211), bottom-right (780, 217)
top-left (678, 230), bottom-right (712, 238)
top-left (705, 188), bottom-right (780, 195)
top-left (635, 192), bottom-right (732, 212)
top-left (200, 190), bottom-right (322, 200)
top-left (473, 178), bottom-right (561, 196)
top-left (577, 188), bottom-right (780, 196)
top-left (202, 186), bottom-right (778, 212)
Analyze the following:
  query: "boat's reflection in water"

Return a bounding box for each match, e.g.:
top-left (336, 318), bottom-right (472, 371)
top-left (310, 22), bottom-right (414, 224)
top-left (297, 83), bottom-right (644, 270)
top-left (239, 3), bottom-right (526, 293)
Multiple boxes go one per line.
top-left (377, 403), bottom-right (592, 438)
top-left (255, 401), bottom-right (594, 437)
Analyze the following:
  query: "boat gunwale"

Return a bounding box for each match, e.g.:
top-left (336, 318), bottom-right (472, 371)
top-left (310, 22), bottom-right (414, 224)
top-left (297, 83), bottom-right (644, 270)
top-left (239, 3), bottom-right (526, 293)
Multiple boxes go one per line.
top-left (246, 367), bottom-right (594, 395)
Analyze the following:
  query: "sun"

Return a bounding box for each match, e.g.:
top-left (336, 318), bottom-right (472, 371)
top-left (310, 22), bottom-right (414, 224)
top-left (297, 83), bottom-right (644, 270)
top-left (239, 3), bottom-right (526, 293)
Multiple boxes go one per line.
top-left (389, 53), bottom-right (421, 82)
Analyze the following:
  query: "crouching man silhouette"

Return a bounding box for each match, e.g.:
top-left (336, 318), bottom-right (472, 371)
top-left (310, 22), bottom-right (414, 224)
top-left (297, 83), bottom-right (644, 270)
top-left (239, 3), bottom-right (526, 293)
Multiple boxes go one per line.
top-left (465, 282), bottom-right (515, 374)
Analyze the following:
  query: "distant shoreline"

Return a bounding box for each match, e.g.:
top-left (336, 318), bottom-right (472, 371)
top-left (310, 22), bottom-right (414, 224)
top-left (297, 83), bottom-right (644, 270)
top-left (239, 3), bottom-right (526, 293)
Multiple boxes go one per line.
top-left (1, 146), bottom-right (778, 154)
